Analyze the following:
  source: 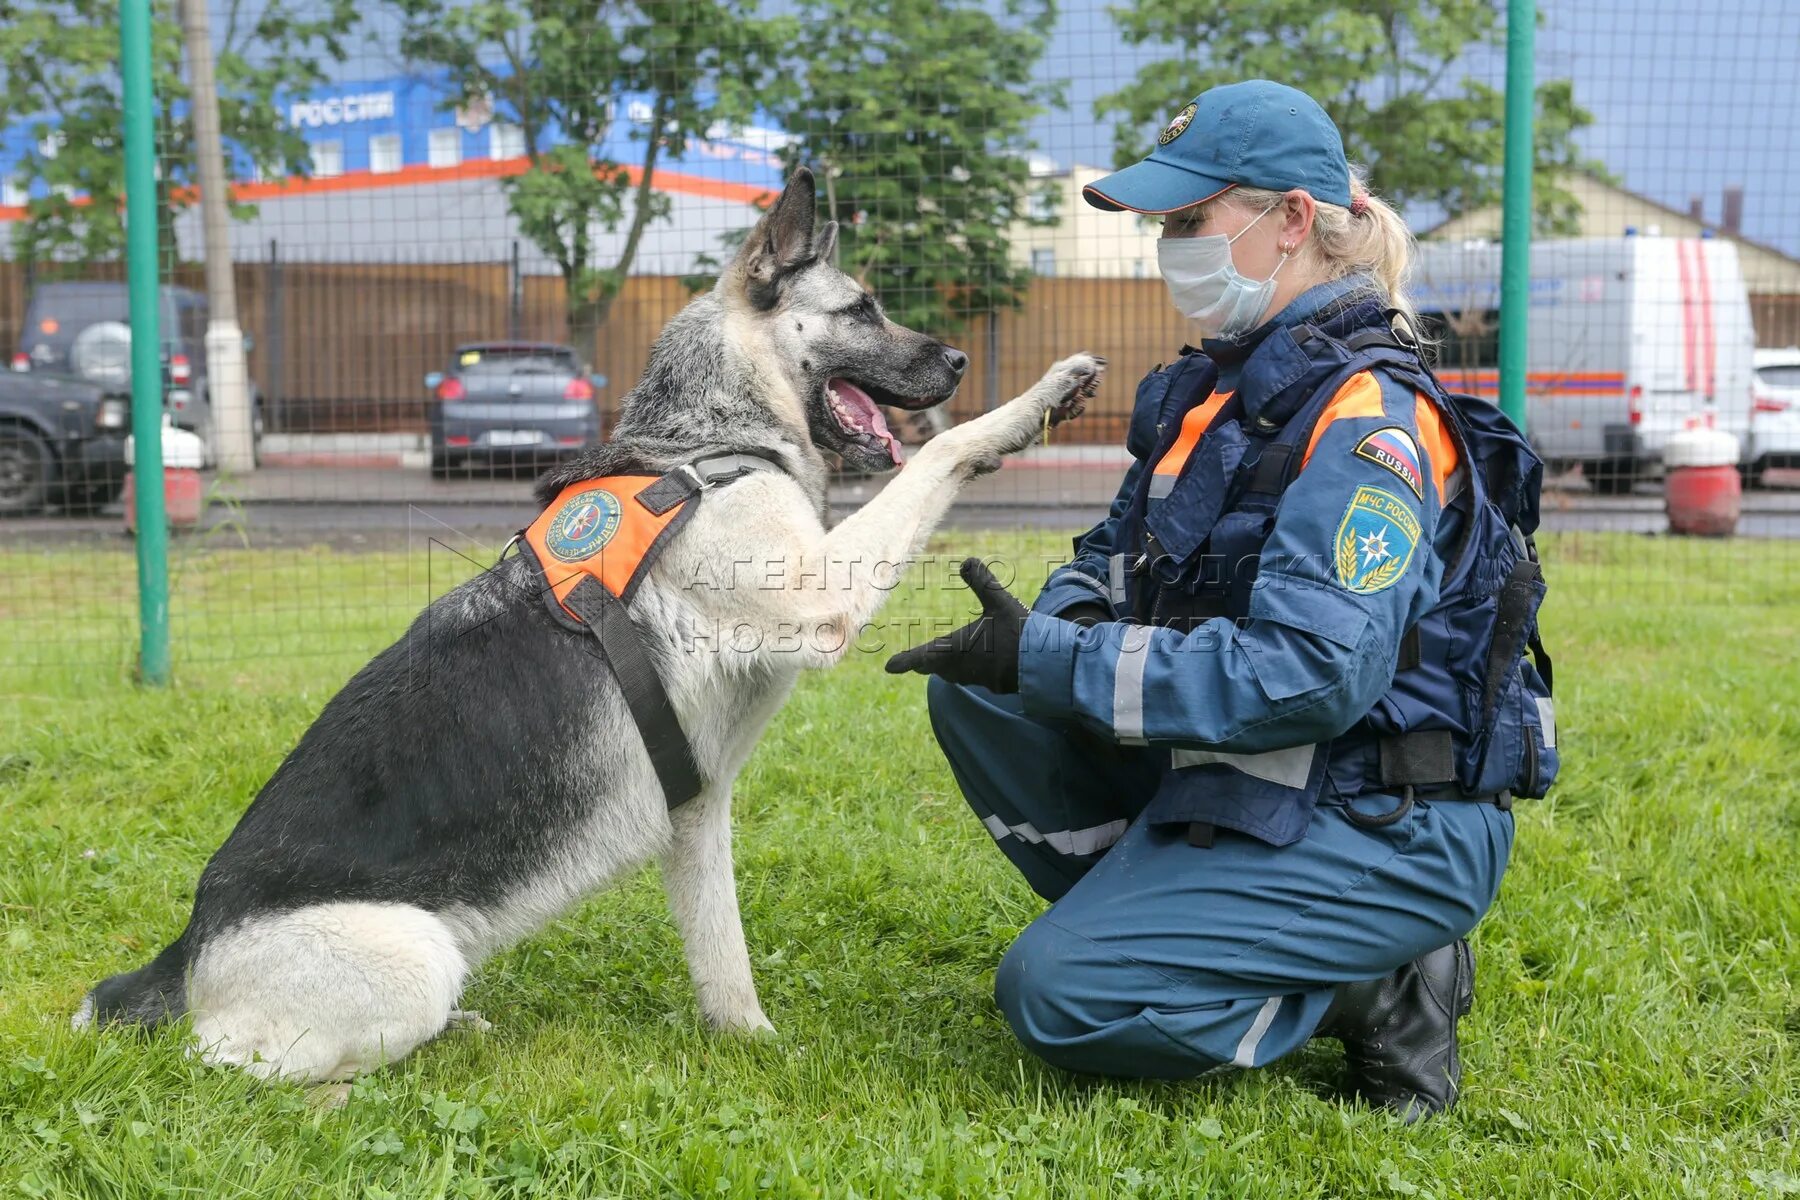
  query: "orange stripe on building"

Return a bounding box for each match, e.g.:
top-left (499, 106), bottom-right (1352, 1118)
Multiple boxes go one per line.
top-left (0, 159), bottom-right (777, 222)
top-left (1152, 391), bottom-right (1233, 477)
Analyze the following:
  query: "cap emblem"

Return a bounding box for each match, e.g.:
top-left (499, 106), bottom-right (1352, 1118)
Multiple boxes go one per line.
top-left (1157, 101), bottom-right (1197, 146)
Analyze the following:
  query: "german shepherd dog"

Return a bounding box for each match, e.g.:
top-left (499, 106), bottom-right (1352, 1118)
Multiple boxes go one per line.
top-left (75, 169), bottom-right (1102, 1082)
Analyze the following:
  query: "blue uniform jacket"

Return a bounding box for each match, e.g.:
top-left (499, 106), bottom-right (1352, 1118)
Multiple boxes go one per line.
top-left (1019, 278), bottom-right (1459, 765)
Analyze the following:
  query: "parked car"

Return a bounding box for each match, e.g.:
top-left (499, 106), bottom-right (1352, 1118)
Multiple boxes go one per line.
top-left (425, 342), bottom-right (606, 477)
top-left (1415, 236), bottom-right (1757, 493)
top-left (1748, 347), bottom-right (1800, 488)
top-left (0, 369), bottom-right (130, 516)
top-left (14, 281), bottom-right (264, 466)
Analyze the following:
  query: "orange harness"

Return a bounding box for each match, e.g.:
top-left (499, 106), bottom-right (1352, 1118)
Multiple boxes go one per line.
top-left (514, 452), bottom-right (786, 808)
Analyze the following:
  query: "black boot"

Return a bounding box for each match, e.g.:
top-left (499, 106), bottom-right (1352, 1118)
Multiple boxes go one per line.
top-left (1316, 939), bottom-right (1475, 1123)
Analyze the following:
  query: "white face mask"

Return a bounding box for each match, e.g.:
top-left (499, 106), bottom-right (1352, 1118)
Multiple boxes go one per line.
top-left (1157, 204), bottom-right (1290, 338)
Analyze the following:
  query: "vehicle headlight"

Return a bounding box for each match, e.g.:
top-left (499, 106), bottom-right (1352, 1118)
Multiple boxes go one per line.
top-left (97, 398), bottom-right (128, 430)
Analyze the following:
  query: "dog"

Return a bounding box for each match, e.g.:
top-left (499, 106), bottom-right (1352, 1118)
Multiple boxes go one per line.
top-left (74, 168), bottom-right (1103, 1082)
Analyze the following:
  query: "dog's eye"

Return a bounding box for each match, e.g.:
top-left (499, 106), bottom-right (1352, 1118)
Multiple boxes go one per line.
top-left (840, 295), bottom-right (881, 324)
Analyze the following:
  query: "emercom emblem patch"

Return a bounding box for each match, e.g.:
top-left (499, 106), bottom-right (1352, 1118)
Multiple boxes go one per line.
top-left (545, 488), bottom-right (623, 563)
top-left (1334, 484), bottom-right (1420, 595)
top-left (1353, 426), bottom-right (1423, 498)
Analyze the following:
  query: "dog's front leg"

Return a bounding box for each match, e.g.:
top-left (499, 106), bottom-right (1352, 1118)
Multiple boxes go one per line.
top-left (660, 784), bottom-right (773, 1034)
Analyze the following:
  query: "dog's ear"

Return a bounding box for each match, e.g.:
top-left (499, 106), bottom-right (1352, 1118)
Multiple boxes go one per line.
top-left (815, 219), bottom-right (839, 267)
top-left (734, 168), bottom-right (818, 308)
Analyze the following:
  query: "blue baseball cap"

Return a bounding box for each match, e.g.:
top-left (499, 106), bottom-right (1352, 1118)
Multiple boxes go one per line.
top-left (1084, 80), bottom-right (1353, 215)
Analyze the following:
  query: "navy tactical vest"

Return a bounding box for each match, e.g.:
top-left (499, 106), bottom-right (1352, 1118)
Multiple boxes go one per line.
top-left (1111, 302), bottom-right (1559, 846)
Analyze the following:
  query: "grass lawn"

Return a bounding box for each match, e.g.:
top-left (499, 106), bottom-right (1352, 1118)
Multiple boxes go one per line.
top-left (1, 530), bottom-right (1797, 1198)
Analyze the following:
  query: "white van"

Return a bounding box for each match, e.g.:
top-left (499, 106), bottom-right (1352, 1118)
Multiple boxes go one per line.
top-left (1413, 237), bottom-right (1756, 492)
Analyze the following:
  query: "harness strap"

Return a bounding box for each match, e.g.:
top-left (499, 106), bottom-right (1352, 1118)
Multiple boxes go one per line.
top-left (1480, 555), bottom-right (1546, 729)
top-left (520, 449), bottom-right (788, 810)
top-left (561, 574), bottom-right (706, 809)
top-left (638, 450), bottom-right (786, 516)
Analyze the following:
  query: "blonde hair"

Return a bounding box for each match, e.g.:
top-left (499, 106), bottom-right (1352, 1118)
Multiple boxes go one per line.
top-left (1227, 166), bottom-right (1423, 342)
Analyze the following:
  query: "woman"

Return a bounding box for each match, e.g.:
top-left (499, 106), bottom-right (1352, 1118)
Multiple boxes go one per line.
top-left (887, 80), bottom-right (1556, 1121)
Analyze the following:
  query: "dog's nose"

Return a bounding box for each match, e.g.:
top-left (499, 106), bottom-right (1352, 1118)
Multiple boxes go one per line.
top-left (942, 347), bottom-right (969, 377)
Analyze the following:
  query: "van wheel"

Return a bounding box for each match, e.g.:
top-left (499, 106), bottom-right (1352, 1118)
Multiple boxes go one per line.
top-left (0, 427), bottom-right (52, 517)
top-left (1584, 459), bottom-right (1637, 495)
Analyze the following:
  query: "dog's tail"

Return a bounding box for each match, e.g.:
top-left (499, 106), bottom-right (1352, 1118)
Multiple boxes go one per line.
top-left (73, 936), bottom-right (190, 1031)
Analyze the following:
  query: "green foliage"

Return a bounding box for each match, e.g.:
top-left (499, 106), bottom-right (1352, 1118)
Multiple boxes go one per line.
top-left (2, 531), bottom-right (1799, 1195)
top-left (391, 0), bottom-right (792, 340)
top-left (0, 0), bottom-right (360, 265)
top-left (1097, 0), bottom-right (1602, 235)
top-left (768, 0), bottom-right (1063, 338)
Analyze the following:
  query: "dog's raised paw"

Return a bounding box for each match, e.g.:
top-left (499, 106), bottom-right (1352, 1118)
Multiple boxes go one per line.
top-left (1044, 353), bottom-right (1106, 426)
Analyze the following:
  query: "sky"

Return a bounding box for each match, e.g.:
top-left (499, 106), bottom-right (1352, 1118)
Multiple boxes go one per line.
top-left (1027, 0), bottom-right (1800, 254)
top-left (244, 0), bottom-right (1800, 257)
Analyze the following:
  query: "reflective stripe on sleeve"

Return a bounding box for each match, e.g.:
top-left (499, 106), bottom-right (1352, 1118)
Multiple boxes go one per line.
top-left (1112, 624), bottom-right (1156, 745)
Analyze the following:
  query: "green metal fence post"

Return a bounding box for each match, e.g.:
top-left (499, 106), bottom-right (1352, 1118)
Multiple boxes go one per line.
top-left (121, 0), bottom-right (171, 685)
top-left (1498, 0), bottom-right (1535, 433)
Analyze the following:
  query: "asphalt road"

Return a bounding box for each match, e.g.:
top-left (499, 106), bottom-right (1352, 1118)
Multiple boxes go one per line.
top-left (6, 459), bottom-right (1800, 549)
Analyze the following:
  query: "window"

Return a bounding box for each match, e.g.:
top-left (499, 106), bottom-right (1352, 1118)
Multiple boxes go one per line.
top-left (1027, 189), bottom-right (1055, 222)
top-left (428, 128), bottom-right (462, 169)
top-left (1030, 248), bottom-right (1056, 278)
top-left (490, 123), bottom-right (526, 160)
top-left (369, 133), bottom-right (403, 175)
top-left (1, 178), bottom-right (26, 208)
top-left (1758, 365), bottom-right (1800, 388)
top-left (310, 140), bottom-right (343, 179)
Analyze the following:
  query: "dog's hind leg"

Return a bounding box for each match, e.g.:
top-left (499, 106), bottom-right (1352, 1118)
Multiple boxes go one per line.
top-left (186, 902), bottom-right (468, 1083)
top-left (661, 783), bottom-right (774, 1034)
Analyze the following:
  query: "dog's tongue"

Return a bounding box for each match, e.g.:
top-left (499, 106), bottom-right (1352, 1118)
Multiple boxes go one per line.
top-left (830, 378), bottom-right (903, 463)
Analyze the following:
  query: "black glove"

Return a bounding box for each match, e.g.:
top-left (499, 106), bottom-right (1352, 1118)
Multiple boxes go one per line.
top-left (886, 557), bottom-right (1028, 694)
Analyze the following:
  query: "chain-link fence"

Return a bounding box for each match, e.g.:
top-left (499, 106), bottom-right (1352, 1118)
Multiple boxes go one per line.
top-left (2, 0), bottom-right (1798, 685)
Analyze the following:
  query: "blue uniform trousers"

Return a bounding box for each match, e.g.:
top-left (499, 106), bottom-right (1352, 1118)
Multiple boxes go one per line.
top-left (928, 677), bottom-right (1514, 1079)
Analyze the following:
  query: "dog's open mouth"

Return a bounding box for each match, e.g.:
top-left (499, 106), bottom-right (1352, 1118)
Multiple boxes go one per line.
top-left (825, 378), bottom-right (906, 465)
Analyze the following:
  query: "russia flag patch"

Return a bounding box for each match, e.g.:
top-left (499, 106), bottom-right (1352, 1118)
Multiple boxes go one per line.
top-left (1353, 427), bottom-right (1424, 498)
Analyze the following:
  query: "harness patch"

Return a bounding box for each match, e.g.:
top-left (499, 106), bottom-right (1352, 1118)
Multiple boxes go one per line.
top-left (1354, 426), bottom-right (1424, 498)
top-left (1334, 484), bottom-right (1420, 595)
top-left (544, 488), bottom-right (623, 562)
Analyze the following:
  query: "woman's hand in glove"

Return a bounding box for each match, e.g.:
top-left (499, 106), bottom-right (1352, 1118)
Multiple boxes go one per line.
top-left (885, 557), bottom-right (1029, 694)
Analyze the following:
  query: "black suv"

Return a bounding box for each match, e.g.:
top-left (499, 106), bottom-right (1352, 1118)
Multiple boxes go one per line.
top-left (0, 369), bottom-right (130, 515)
top-left (15, 281), bottom-right (263, 464)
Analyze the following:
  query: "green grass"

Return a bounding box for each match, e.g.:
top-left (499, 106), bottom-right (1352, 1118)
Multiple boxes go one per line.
top-left (2, 531), bottom-right (1798, 1198)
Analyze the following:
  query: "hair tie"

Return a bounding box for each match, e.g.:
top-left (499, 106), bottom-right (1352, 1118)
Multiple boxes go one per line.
top-left (1349, 192), bottom-right (1370, 216)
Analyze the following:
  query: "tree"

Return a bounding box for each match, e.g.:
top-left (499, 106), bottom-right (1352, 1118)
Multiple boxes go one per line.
top-left (1097, 0), bottom-right (1600, 235)
top-left (391, 0), bottom-right (791, 346)
top-left (768, 0), bottom-right (1062, 339)
top-left (0, 0), bottom-right (359, 265)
